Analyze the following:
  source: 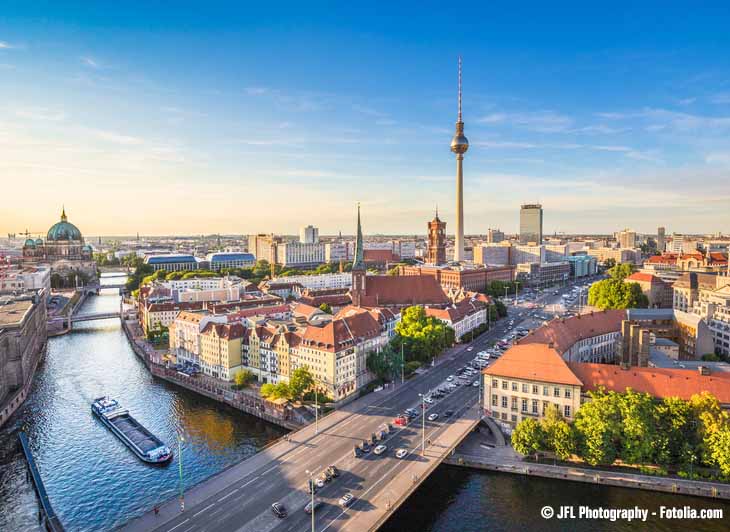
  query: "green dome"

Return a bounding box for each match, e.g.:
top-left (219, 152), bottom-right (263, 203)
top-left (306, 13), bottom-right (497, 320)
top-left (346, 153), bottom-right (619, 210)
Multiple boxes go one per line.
top-left (47, 207), bottom-right (82, 241)
top-left (35, 238), bottom-right (43, 245)
top-left (24, 238), bottom-right (36, 248)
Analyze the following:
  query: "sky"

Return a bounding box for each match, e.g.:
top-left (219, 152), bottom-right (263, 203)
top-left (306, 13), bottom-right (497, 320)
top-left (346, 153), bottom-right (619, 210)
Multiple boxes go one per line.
top-left (2, 1), bottom-right (730, 237)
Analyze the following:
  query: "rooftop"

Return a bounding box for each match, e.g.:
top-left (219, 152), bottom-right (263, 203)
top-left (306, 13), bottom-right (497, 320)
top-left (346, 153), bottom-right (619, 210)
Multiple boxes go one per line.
top-left (0, 299), bottom-right (35, 327)
top-left (518, 309), bottom-right (626, 354)
top-left (483, 343), bottom-right (583, 386)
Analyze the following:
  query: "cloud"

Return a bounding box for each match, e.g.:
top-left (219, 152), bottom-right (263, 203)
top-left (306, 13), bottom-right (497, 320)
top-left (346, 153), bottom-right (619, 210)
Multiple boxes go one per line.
top-left (88, 129), bottom-right (143, 145)
top-left (0, 41), bottom-right (16, 49)
top-left (478, 110), bottom-right (575, 133)
top-left (81, 56), bottom-right (100, 68)
top-left (677, 97), bottom-right (696, 106)
top-left (15, 107), bottom-right (67, 121)
top-left (244, 87), bottom-right (268, 95)
top-left (475, 140), bottom-right (538, 149)
top-left (710, 93), bottom-right (730, 104)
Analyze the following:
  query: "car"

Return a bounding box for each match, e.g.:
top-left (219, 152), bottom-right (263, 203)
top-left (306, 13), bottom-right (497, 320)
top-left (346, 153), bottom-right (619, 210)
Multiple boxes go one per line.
top-left (394, 415), bottom-right (408, 426)
top-left (472, 380), bottom-right (479, 387)
top-left (353, 445), bottom-right (362, 458)
top-left (466, 346), bottom-right (473, 351)
top-left (304, 499), bottom-right (322, 514)
top-left (271, 502), bottom-right (287, 518)
top-left (339, 493), bottom-right (355, 508)
top-left (446, 375), bottom-right (454, 382)
top-left (444, 410), bottom-right (454, 417)
top-left (374, 444), bottom-right (387, 455)
top-left (395, 448), bottom-right (408, 459)
top-left (428, 413), bottom-right (439, 421)
top-left (361, 441), bottom-right (371, 453)
top-left (315, 476), bottom-right (326, 488)
top-left (424, 397), bottom-right (434, 404)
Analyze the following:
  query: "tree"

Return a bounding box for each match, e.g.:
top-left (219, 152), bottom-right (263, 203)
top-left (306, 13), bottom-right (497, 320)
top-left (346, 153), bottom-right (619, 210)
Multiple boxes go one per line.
top-left (655, 396), bottom-right (699, 467)
top-left (573, 390), bottom-right (622, 465)
top-left (608, 263), bottom-right (634, 281)
top-left (541, 405), bottom-right (576, 460)
top-left (512, 418), bottom-right (545, 461)
top-left (288, 366), bottom-right (315, 401)
top-left (617, 390), bottom-right (661, 464)
top-left (603, 258), bottom-right (617, 270)
top-left (261, 382), bottom-right (292, 401)
top-left (318, 303), bottom-right (333, 314)
top-left (494, 300), bottom-right (507, 318)
top-left (588, 278), bottom-right (649, 310)
top-left (689, 392), bottom-right (726, 466)
top-left (367, 346), bottom-right (398, 381)
top-left (708, 423), bottom-right (730, 476)
top-left (395, 306), bottom-right (455, 362)
top-left (234, 370), bottom-right (255, 388)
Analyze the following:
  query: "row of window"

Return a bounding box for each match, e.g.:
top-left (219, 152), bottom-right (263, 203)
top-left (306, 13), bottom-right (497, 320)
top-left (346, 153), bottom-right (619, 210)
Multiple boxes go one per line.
top-left (492, 379), bottom-right (571, 398)
top-left (492, 394), bottom-right (572, 418)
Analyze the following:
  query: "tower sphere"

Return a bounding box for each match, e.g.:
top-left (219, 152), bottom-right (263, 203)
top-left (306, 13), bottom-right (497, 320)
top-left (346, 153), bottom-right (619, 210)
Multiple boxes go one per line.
top-left (450, 128), bottom-right (469, 154)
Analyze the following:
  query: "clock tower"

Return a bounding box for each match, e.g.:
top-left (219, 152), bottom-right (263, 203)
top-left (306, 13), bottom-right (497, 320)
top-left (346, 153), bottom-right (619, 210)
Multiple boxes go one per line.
top-left (426, 209), bottom-right (446, 265)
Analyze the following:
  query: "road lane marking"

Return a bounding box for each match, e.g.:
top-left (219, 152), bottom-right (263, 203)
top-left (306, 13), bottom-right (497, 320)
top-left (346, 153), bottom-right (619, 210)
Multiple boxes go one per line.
top-left (166, 519), bottom-right (189, 532)
top-left (240, 477), bottom-right (259, 488)
top-left (219, 487), bottom-right (238, 501)
top-left (192, 503), bottom-right (215, 517)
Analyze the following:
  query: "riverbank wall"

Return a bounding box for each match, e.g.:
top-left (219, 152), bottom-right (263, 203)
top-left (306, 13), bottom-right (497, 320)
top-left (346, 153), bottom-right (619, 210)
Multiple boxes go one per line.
top-left (445, 452), bottom-right (730, 501)
top-left (120, 319), bottom-right (302, 431)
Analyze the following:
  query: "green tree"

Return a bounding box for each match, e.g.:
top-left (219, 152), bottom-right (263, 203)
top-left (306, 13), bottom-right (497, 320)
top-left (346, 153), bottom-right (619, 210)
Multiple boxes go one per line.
top-left (234, 370), bottom-right (255, 388)
top-left (318, 303), bottom-right (333, 314)
top-left (261, 381), bottom-right (292, 400)
top-left (617, 389), bottom-right (661, 464)
top-left (689, 392), bottom-right (726, 466)
top-left (708, 423), bottom-right (730, 476)
top-left (494, 299), bottom-right (507, 318)
top-left (541, 405), bottom-right (576, 460)
top-left (588, 279), bottom-right (649, 310)
top-left (608, 263), bottom-right (634, 281)
top-left (395, 306), bottom-right (455, 362)
top-left (573, 390), bottom-right (622, 465)
top-left (404, 360), bottom-right (422, 376)
top-left (512, 418), bottom-right (545, 461)
top-left (603, 258), bottom-right (617, 270)
top-left (288, 366), bottom-right (315, 401)
top-left (367, 346), bottom-right (398, 381)
top-left (655, 396), bottom-right (699, 467)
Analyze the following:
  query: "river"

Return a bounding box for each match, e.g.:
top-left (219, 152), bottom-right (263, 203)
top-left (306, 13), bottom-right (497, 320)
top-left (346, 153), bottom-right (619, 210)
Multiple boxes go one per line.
top-left (1, 275), bottom-right (729, 531)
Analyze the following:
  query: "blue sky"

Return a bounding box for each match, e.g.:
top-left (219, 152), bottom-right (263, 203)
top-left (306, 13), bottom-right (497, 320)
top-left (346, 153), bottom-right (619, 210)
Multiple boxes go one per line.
top-left (2, 2), bottom-right (730, 236)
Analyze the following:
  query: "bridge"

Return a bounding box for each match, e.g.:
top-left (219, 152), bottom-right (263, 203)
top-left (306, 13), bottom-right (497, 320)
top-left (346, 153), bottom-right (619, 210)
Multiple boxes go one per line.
top-left (70, 311), bottom-right (121, 323)
top-left (120, 323), bottom-right (504, 532)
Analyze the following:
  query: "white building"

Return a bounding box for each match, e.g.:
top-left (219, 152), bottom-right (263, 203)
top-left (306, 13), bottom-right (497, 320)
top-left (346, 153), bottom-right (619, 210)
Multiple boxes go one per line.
top-left (325, 242), bottom-right (351, 263)
top-left (511, 244), bottom-right (545, 265)
top-left (270, 272), bottom-right (352, 291)
top-left (276, 242), bottom-right (325, 268)
top-left (299, 225), bottom-right (319, 244)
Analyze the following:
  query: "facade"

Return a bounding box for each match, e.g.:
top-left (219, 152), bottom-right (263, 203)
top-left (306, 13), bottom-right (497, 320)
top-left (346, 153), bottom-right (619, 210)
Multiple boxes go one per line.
top-left (673, 272), bottom-right (730, 357)
top-left (657, 226), bottom-right (666, 252)
top-left (511, 244), bottom-right (545, 265)
top-left (0, 292), bottom-right (47, 428)
top-left (324, 242), bottom-right (350, 263)
top-left (399, 264), bottom-right (515, 293)
top-left (586, 247), bottom-right (641, 265)
top-left (0, 266), bottom-right (51, 294)
top-left (247, 234), bottom-right (282, 263)
top-left (516, 261), bottom-right (570, 286)
top-left (425, 293), bottom-right (490, 341)
top-left (625, 272), bottom-right (673, 308)
top-left (544, 245), bottom-right (569, 263)
top-left (486, 228), bottom-right (505, 244)
top-left (275, 242), bottom-right (325, 268)
top-left (272, 272), bottom-right (351, 291)
top-left (567, 255), bottom-right (597, 278)
top-left (199, 322), bottom-right (245, 380)
top-left (519, 204), bottom-right (543, 245)
top-left (426, 212), bottom-right (447, 265)
top-left (205, 252), bottom-right (255, 271)
top-left (22, 207), bottom-right (97, 285)
top-left (299, 225), bottom-right (319, 244)
top-left (473, 242), bottom-right (511, 267)
top-left (144, 254), bottom-right (199, 272)
top-left (617, 228), bottom-right (637, 249)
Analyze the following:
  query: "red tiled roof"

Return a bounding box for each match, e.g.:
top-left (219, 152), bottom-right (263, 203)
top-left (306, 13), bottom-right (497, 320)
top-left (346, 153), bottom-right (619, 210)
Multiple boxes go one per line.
top-left (302, 311), bottom-right (382, 352)
top-left (356, 275), bottom-right (449, 307)
top-left (518, 310), bottom-right (626, 354)
top-left (646, 255), bottom-right (677, 264)
top-left (626, 272), bottom-right (660, 283)
top-left (483, 344), bottom-right (583, 386)
top-left (425, 297), bottom-right (487, 323)
top-left (201, 322), bottom-right (245, 340)
top-left (568, 363), bottom-right (730, 404)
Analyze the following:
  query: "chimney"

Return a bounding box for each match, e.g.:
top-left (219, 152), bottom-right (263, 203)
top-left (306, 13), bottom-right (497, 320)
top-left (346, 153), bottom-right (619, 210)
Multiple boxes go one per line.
top-left (548, 342), bottom-right (554, 349)
top-left (698, 365), bottom-right (711, 376)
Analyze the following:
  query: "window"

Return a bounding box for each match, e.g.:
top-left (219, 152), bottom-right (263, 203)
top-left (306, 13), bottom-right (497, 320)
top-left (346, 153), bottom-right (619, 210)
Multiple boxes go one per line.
top-left (511, 382), bottom-right (518, 392)
top-left (564, 405), bottom-right (571, 418)
top-left (522, 383), bottom-right (529, 393)
top-left (492, 394), bottom-right (498, 407)
top-left (492, 379), bottom-right (498, 388)
top-left (532, 399), bottom-right (538, 414)
top-left (532, 385), bottom-right (538, 395)
top-left (502, 380), bottom-right (508, 390)
top-left (511, 397), bottom-right (517, 410)
top-left (501, 412), bottom-right (507, 420)
top-left (511, 414), bottom-right (517, 422)
top-left (521, 399), bottom-right (528, 412)
top-left (543, 386), bottom-right (549, 396)
top-left (553, 387), bottom-right (561, 398)
top-left (501, 396), bottom-right (508, 408)
top-left (564, 388), bottom-right (571, 399)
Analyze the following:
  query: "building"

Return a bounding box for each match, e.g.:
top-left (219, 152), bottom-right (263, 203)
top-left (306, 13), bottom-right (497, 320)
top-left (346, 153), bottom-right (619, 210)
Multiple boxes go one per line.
top-left (0, 266), bottom-right (51, 294)
top-left (624, 272), bottom-right (673, 308)
top-left (426, 211), bottom-right (447, 265)
top-left (0, 291), bottom-right (47, 428)
top-left (299, 225), bottom-right (319, 244)
top-left (144, 254), bottom-right (199, 272)
top-left (247, 234), bottom-right (282, 263)
top-left (272, 272), bottom-right (352, 291)
top-left (399, 264), bottom-right (515, 292)
top-left (22, 207), bottom-right (97, 286)
top-left (617, 308), bottom-right (715, 367)
top-left (668, 234), bottom-right (700, 254)
top-left (199, 322), bottom-right (245, 381)
top-left (511, 244), bottom-right (545, 265)
top-left (450, 57), bottom-right (469, 262)
top-left (486, 228), bottom-right (505, 244)
top-left (205, 252), bottom-right (255, 271)
top-left (473, 243), bottom-right (511, 266)
top-left (275, 242), bottom-right (325, 268)
top-left (483, 343), bottom-right (583, 427)
top-left (587, 247), bottom-right (641, 265)
top-left (544, 244), bottom-right (568, 263)
top-left (516, 261), bottom-right (570, 287)
top-left (519, 204), bottom-right (543, 245)
top-left (657, 226), bottom-right (666, 252)
top-left (425, 293), bottom-right (490, 341)
top-left (324, 242), bottom-right (350, 263)
top-left (567, 255), bottom-right (597, 278)
top-left (617, 228), bottom-right (637, 249)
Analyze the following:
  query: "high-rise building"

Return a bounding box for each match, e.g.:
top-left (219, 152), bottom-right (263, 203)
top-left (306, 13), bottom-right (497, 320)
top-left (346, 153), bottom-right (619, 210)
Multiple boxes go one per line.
top-left (486, 228), bottom-right (505, 244)
top-left (657, 226), bottom-right (666, 252)
top-left (618, 228), bottom-right (637, 249)
top-left (247, 234), bottom-right (282, 263)
top-left (299, 225), bottom-right (319, 244)
top-left (450, 58), bottom-right (469, 262)
top-left (426, 210), bottom-right (446, 265)
top-left (519, 204), bottom-right (543, 245)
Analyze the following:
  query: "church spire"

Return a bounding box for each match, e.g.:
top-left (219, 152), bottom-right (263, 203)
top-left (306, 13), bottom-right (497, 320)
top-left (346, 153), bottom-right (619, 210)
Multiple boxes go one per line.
top-left (353, 203), bottom-right (365, 271)
top-left (61, 205), bottom-right (67, 222)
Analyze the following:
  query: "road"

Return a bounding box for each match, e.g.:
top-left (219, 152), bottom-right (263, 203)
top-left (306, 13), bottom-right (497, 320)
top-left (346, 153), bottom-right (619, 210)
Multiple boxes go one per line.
top-left (123, 277), bottom-right (596, 532)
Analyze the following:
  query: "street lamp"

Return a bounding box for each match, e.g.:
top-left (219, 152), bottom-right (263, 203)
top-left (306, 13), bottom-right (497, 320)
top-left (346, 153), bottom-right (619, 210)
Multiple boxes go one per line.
top-left (305, 469), bottom-right (315, 532)
top-left (177, 433), bottom-right (185, 512)
top-left (418, 391), bottom-right (428, 456)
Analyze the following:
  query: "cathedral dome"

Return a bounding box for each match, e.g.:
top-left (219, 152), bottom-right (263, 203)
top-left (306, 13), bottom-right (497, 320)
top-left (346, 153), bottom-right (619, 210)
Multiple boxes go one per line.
top-left (35, 238), bottom-right (43, 245)
top-left (24, 238), bottom-right (36, 248)
top-left (47, 207), bottom-right (82, 242)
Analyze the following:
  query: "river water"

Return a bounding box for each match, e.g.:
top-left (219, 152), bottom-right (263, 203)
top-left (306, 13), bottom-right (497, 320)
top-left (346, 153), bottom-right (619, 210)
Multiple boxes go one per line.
top-left (1, 275), bottom-right (729, 531)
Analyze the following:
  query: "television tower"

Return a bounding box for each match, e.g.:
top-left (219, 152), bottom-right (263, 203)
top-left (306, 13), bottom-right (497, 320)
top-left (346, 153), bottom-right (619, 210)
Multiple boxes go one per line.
top-left (450, 57), bottom-right (469, 262)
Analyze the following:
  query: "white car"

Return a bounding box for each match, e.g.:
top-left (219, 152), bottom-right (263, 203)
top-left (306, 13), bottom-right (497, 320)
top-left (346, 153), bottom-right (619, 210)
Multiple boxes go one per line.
top-left (424, 397), bottom-right (434, 404)
top-left (472, 380), bottom-right (479, 387)
top-left (395, 448), bottom-right (408, 459)
top-left (466, 346), bottom-right (473, 351)
top-left (446, 375), bottom-right (454, 382)
top-left (428, 413), bottom-right (439, 421)
top-left (373, 444), bottom-right (387, 455)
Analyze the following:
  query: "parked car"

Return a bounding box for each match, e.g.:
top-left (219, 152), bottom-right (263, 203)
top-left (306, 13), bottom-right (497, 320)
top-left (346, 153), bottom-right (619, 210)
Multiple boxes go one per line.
top-left (353, 446), bottom-right (362, 458)
top-left (428, 413), bottom-right (439, 421)
top-left (327, 465), bottom-right (340, 478)
top-left (444, 410), bottom-right (454, 417)
top-left (304, 499), bottom-right (322, 514)
top-left (394, 415), bottom-right (408, 426)
top-left (339, 493), bottom-right (355, 508)
top-left (374, 444), bottom-right (387, 455)
top-left (395, 448), bottom-right (408, 459)
top-left (271, 502), bottom-right (287, 518)
top-left (360, 441), bottom-right (371, 453)
top-left (446, 375), bottom-right (454, 382)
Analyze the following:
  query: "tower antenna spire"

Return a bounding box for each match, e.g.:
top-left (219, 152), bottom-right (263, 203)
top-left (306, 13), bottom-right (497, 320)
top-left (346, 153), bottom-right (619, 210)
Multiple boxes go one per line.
top-left (458, 56), bottom-right (462, 123)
